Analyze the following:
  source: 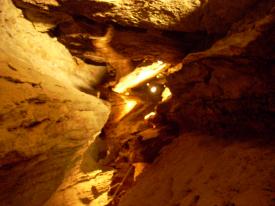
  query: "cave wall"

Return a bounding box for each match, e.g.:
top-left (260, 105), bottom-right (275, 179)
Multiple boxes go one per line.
top-left (119, 133), bottom-right (275, 206)
top-left (154, 0), bottom-right (275, 135)
top-left (0, 0), bottom-right (274, 205)
top-left (14, 0), bottom-right (261, 33)
top-left (119, 2), bottom-right (275, 206)
top-left (0, 0), bottom-right (110, 205)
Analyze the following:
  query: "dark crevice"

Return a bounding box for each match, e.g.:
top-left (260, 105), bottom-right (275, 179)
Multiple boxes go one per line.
top-left (0, 75), bottom-right (41, 88)
top-left (4, 1), bottom-right (275, 206)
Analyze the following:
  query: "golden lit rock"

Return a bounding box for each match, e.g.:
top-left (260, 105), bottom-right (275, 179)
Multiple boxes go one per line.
top-left (16, 0), bottom-right (262, 33)
top-left (113, 61), bottom-right (170, 94)
top-left (144, 112), bottom-right (156, 120)
top-left (0, 0), bottom-right (274, 206)
top-left (0, 1), bottom-right (111, 205)
top-left (116, 96), bottom-right (138, 121)
top-left (161, 86), bottom-right (172, 102)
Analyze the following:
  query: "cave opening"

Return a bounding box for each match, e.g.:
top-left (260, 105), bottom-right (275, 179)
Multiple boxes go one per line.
top-left (0, 0), bottom-right (275, 206)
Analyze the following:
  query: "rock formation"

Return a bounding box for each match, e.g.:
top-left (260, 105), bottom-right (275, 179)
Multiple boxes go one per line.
top-left (118, 2), bottom-right (275, 206)
top-left (14, 0), bottom-right (262, 33)
top-left (0, 1), bottom-right (110, 205)
top-left (0, 0), bottom-right (274, 206)
top-left (162, 0), bottom-right (275, 134)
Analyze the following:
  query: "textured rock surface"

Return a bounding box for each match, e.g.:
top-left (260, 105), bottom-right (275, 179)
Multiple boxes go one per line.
top-left (1, 0), bottom-right (107, 91)
top-left (0, 0), bottom-right (274, 205)
top-left (44, 144), bottom-right (114, 206)
top-left (0, 0), bottom-right (111, 205)
top-left (118, 2), bottom-right (275, 206)
top-left (0, 57), bottom-right (110, 206)
top-left (159, 1), bottom-right (275, 134)
top-left (119, 133), bottom-right (275, 206)
top-left (15, 0), bottom-right (261, 33)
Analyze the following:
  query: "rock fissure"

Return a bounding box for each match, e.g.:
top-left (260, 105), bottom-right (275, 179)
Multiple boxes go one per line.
top-left (0, 0), bottom-right (274, 206)
top-left (0, 75), bottom-right (41, 87)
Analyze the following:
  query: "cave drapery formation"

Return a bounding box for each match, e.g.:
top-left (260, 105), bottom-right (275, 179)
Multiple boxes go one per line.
top-left (0, 0), bottom-right (274, 206)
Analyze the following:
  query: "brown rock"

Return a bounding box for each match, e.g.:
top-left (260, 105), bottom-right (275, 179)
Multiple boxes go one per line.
top-left (0, 1), bottom-right (110, 205)
top-left (119, 133), bottom-right (275, 206)
top-left (162, 1), bottom-right (275, 134)
top-left (15, 0), bottom-right (262, 33)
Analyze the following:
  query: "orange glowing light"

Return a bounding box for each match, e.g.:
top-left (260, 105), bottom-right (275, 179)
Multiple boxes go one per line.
top-left (161, 86), bottom-right (172, 102)
top-left (144, 111), bottom-right (156, 120)
top-left (113, 61), bottom-right (170, 94)
top-left (133, 162), bottom-right (148, 181)
top-left (116, 96), bottom-right (137, 121)
top-left (150, 86), bottom-right (157, 93)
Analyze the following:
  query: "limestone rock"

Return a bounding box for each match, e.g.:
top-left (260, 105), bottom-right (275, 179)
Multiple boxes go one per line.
top-left (0, 0), bottom-right (107, 91)
top-left (0, 54), bottom-right (110, 206)
top-left (15, 0), bottom-right (261, 33)
top-left (119, 133), bottom-right (275, 206)
top-left (44, 145), bottom-right (114, 206)
top-left (159, 1), bottom-right (275, 134)
top-left (0, 0), bottom-right (110, 205)
top-left (0, 0), bottom-right (274, 205)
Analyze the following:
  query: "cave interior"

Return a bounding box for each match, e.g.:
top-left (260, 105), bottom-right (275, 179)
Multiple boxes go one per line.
top-left (0, 0), bottom-right (274, 206)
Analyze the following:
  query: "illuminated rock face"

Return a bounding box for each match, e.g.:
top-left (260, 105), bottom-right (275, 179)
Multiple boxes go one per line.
top-left (0, 0), bottom-right (274, 206)
top-left (0, 1), bottom-right (110, 205)
top-left (119, 1), bottom-right (275, 206)
top-left (14, 0), bottom-right (260, 33)
top-left (1, 0), bottom-right (108, 92)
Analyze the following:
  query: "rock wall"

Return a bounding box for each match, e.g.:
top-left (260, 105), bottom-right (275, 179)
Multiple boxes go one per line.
top-left (118, 2), bottom-right (275, 206)
top-left (14, 0), bottom-right (261, 33)
top-left (1, 0), bottom-right (108, 91)
top-left (159, 0), bottom-right (275, 134)
top-left (0, 0), bottom-right (274, 205)
top-left (0, 0), bottom-right (110, 205)
top-left (119, 133), bottom-right (275, 206)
